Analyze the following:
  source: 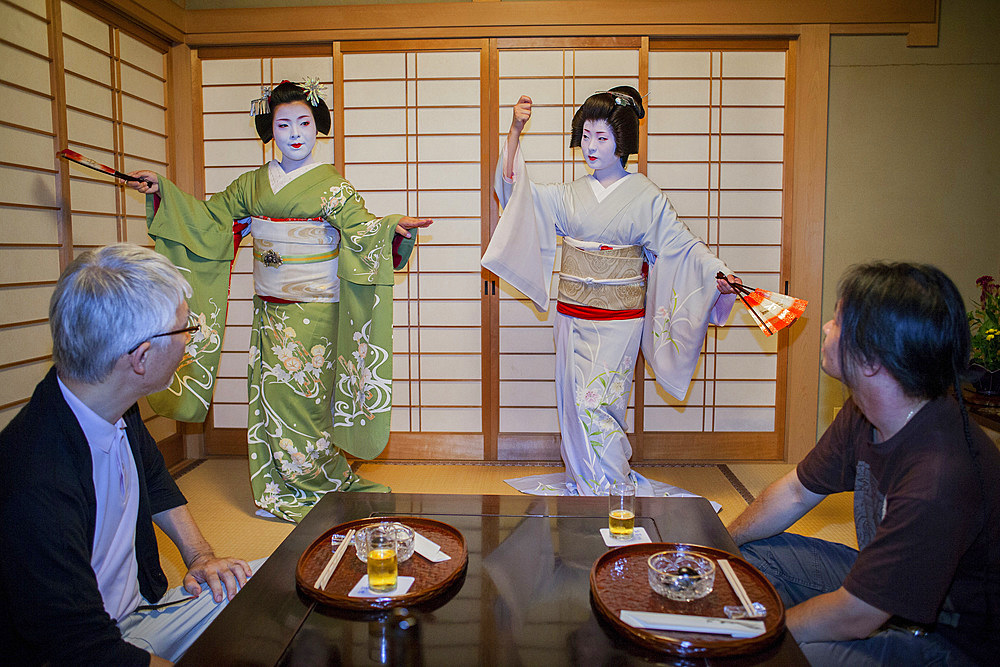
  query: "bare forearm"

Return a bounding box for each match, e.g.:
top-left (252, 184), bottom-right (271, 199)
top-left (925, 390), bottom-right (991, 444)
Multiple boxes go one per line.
top-left (504, 126), bottom-right (521, 180)
top-left (153, 505), bottom-right (214, 566)
top-left (727, 470), bottom-right (822, 546)
top-left (787, 588), bottom-right (889, 643)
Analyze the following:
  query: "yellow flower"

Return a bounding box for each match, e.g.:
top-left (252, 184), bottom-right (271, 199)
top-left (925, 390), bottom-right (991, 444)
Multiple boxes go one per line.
top-left (283, 327), bottom-right (296, 338)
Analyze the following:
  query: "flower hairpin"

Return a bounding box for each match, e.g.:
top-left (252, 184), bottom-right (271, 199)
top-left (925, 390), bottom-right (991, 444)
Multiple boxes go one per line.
top-left (249, 85), bottom-right (271, 117)
top-left (299, 76), bottom-right (325, 107)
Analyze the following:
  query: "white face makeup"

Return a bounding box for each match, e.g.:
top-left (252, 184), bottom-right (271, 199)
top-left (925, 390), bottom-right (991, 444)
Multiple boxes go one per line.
top-left (580, 119), bottom-right (619, 173)
top-left (272, 101), bottom-right (317, 171)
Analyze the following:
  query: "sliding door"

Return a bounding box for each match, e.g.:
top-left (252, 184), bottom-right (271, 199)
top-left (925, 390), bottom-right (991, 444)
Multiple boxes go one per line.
top-left (194, 39), bottom-right (790, 462)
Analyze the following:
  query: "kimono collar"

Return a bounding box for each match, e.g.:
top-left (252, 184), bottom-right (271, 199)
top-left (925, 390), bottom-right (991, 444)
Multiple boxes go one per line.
top-left (587, 173), bottom-right (631, 203)
top-left (268, 159), bottom-right (325, 194)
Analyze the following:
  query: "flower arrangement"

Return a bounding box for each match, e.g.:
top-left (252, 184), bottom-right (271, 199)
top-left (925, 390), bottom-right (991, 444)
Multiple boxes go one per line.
top-left (969, 275), bottom-right (1000, 373)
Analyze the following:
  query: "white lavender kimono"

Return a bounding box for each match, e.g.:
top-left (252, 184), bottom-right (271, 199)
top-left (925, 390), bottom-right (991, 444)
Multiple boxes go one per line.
top-left (483, 144), bottom-right (735, 498)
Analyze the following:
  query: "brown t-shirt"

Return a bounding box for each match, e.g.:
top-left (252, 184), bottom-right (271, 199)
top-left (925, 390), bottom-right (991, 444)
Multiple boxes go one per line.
top-left (797, 396), bottom-right (999, 659)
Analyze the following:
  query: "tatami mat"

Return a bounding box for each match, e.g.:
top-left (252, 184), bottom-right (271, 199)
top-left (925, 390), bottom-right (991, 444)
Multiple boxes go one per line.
top-left (728, 463), bottom-right (858, 549)
top-left (158, 458), bottom-right (857, 588)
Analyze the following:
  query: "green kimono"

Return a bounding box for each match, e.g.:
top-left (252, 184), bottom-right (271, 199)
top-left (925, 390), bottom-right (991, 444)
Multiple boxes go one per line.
top-left (146, 161), bottom-right (414, 522)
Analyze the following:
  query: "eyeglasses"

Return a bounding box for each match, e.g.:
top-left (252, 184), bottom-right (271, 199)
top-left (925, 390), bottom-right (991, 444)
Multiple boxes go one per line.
top-left (127, 313), bottom-right (203, 355)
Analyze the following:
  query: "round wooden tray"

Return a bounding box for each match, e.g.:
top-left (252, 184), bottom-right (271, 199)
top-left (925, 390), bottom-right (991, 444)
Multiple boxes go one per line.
top-left (296, 516), bottom-right (468, 611)
top-left (590, 542), bottom-right (785, 657)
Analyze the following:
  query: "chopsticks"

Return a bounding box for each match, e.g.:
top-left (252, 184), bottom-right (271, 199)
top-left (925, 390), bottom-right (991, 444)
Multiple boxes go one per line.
top-left (715, 272), bottom-right (775, 335)
top-left (718, 559), bottom-right (763, 618)
top-left (315, 528), bottom-right (355, 589)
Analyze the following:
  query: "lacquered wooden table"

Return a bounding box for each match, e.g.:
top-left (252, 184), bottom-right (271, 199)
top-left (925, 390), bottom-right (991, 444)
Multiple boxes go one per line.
top-left (179, 493), bottom-right (806, 665)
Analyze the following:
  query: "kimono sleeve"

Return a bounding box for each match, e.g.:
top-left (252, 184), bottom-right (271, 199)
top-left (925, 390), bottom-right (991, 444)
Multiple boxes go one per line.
top-left (639, 189), bottom-right (736, 399)
top-left (482, 140), bottom-right (563, 312)
top-left (146, 171), bottom-right (256, 262)
top-left (143, 172), bottom-right (254, 422)
top-left (327, 178), bottom-right (402, 287)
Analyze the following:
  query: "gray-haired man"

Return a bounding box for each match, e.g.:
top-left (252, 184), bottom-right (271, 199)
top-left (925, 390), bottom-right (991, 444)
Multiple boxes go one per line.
top-left (1, 244), bottom-right (255, 665)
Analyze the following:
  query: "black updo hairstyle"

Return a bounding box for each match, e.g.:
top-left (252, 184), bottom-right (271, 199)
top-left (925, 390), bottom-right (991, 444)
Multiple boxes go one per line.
top-left (254, 80), bottom-right (332, 144)
top-left (569, 85), bottom-right (645, 168)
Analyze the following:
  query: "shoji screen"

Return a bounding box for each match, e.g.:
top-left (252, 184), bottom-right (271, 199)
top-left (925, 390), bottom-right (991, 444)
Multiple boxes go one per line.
top-left (494, 44), bottom-right (788, 461)
top-left (341, 47), bottom-right (484, 456)
top-left (643, 46), bottom-right (786, 457)
top-left (0, 1), bottom-right (170, 441)
top-left (59, 2), bottom-right (175, 446)
top-left (60, 2), bottom-right (167, 253)
top-left (495, 47), bottom-right (640, 459)
top-left (200, 57), bottom-right (335, 437)
top-left (0, 0), bottom-right (59, 430)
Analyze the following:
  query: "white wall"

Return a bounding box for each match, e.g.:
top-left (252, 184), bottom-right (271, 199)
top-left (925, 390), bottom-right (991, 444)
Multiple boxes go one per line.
top-left (818, 0), bottom-right (1000, 436)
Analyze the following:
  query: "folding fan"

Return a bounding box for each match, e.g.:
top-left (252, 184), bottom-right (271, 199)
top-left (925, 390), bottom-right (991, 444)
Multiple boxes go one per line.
top-left (716, 272), bottom-right (808, 336)
top-left (57, 149), bottom-right (147, 183)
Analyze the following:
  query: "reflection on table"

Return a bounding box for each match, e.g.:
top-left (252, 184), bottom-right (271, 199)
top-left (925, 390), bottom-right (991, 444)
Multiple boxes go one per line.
top-left (178, 493), bottom-right (805, 666)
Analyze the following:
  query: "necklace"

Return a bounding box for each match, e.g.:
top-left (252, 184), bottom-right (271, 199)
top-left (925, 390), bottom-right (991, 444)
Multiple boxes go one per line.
top-left (903, 400), bottom-right (928, 425)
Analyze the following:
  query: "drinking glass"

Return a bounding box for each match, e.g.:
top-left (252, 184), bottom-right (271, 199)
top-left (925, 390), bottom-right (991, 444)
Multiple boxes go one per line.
top-left (366, 523), bottom-right (398, 592)
top-left (608, 480), bottom-right (636, 540)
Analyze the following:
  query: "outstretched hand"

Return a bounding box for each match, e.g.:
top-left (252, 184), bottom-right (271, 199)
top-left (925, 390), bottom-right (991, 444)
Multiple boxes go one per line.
top-left (183, 553), bottom-right (252, 603)
top-left (716, 273), bottom-right (743, 294)
top-left (125, 170), bottom-right (159, 195)
top-left (396, 216), bottom-right (433, 239)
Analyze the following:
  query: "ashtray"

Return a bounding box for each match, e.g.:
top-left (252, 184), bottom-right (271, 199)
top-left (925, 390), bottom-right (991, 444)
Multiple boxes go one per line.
top-left (647, 549), bottom-right (716, 601)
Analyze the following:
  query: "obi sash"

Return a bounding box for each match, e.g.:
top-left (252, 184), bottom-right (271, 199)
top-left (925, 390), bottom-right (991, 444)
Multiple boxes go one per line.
top-left (250, 216), bottom-right (341, 303)
top-left (557, 238), bottom-right (646, 320)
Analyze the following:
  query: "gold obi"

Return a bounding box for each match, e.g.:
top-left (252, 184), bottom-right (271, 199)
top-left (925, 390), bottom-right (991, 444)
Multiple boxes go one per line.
top-left (557, 239), bottom-right (646, 311)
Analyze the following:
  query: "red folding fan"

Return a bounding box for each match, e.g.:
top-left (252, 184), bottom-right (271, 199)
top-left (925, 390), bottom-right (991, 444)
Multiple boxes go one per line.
top-left (716, 272), bottom-right (808, 336)
top-left (57, 149), bottom-right (147, 183)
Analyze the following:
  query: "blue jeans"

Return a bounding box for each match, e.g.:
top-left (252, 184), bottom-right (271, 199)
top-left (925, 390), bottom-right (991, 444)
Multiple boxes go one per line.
top-left (740, 534), bottom-right (975, 666)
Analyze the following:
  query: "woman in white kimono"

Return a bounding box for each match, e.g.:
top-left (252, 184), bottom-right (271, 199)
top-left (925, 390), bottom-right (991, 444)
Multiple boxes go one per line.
top-left (128, 80), bottom-right (432, 521)
top-left (483, 87), bottom-right (741, 497)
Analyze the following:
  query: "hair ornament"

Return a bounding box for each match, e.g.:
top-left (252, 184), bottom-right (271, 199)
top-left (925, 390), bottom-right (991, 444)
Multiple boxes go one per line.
top-left (249, 85), bottom-right (271, 117)
top-left (594, 89), bottom-right (647, 114)
top-left (299, 76), bottom-right (325, 107)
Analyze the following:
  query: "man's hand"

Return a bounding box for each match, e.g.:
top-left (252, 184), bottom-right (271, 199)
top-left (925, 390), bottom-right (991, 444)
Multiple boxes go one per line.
top-left (183, 554), bottom-right (252, 603)
top-left (395, 216), bottom-right (433, 238)
top-left (125, 170), bottom-right (159, 194)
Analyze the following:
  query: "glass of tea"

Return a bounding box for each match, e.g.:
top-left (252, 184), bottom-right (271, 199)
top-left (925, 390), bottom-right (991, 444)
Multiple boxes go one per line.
top-left (608, 480), bottom-right (636, 540)
top-left (366, 523), bottom-right (399, 592)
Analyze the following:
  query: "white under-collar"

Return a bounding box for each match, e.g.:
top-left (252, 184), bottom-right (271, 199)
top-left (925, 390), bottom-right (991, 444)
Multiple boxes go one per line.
top-left (587, 173), bottom-right (630, 203)
top-left (268, 159), bottom-right (324, 194)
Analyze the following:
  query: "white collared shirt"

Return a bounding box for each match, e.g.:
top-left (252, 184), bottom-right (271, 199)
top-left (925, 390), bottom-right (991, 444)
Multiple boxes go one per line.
top-left (58, 377), bottom-right (142, 622)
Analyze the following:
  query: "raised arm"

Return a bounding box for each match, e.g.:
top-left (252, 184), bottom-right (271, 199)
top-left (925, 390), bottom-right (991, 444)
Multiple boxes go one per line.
top-left (504, 95), bottom-right (532, 180)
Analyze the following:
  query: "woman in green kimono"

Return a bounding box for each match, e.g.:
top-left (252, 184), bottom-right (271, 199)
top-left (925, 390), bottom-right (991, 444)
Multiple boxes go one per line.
top-left (128, 80), bottom-right (431, 522)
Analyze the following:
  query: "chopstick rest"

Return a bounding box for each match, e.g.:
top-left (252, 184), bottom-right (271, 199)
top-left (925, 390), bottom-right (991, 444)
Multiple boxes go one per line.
top-left (718, 559), bottom-right (766, 618)
top-left (315, 528), bottom-right (355, 589)
top-left (620, 610), bottom-right (766, 638)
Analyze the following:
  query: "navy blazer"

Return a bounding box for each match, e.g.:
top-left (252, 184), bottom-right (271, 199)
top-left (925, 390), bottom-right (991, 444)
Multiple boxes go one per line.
top-left (0, 367), bottom-right (187, 665)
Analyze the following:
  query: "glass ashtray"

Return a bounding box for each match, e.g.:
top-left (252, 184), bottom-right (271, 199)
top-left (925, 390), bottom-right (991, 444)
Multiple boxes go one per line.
top-left (331, 522), bottom-right (415, 563)
top-left (647, 549), bottom-right (716, 602)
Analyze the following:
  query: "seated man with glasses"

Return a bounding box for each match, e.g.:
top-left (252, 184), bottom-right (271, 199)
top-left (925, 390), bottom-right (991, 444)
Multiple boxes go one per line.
top-left (1, 244), bottom-right (256, 666)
